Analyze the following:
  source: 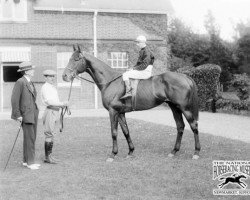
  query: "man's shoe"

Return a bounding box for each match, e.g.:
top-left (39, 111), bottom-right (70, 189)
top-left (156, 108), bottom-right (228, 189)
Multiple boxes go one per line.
top-left (44, 155), bottom-right (57, 164)
top-left (23, 163), bottom-right (40, 167)
top-left (27, 164), bottom-right (40, 170)
top-left (50, 155), bottom-right (60, 162)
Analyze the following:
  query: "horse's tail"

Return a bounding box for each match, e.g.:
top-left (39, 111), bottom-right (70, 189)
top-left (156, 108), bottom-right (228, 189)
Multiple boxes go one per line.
top-left (189, 77), bottom-right (199, 121)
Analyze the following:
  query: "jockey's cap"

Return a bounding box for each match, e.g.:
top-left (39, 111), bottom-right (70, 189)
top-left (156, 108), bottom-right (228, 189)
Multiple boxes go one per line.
top-left (43, 69), bottom-right (56, 76)
top-left (135, 35), bottom-right (147, 43)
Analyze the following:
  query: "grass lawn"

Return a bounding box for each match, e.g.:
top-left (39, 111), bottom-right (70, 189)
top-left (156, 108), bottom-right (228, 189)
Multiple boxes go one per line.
top-left (0, 117), bottom-right (250, 200)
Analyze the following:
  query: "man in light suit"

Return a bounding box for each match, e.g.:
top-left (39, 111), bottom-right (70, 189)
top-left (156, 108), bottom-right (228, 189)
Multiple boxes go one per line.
top-left (11, 61), bottom-right (40, 170)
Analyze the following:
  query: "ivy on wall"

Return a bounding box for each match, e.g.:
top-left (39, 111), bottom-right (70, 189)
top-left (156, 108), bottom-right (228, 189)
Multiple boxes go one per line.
top-left (96, 42), bottom-right (169, 75)
top-left (98, 13), bottom-right (168, 39)
top-left (127, 13), bottom-right (168, 38)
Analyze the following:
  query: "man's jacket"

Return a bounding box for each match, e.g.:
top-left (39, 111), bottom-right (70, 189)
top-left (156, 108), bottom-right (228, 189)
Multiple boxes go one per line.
top-left (133, 46), bottom-right (154, 71)
top-left (11, 76), bottom-right (39, 124)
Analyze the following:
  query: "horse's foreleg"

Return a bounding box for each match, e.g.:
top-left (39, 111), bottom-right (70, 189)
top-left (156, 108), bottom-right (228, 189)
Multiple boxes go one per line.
top-left (168, 103), bottom-right (185, 158)
top-left (183, 110), bottom-right (201, 159)
top-left (107, 109), bottom-right (119, 162)
top-left (118, 113), bottom-right (135, 157)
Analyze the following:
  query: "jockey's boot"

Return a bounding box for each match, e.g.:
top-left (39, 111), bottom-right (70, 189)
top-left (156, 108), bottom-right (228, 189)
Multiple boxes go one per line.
top-left (120, 80), bottom-right (132, 100)
top-left (49, 142), bottom-right (60, 163)
top-left (44, 141), bottom-right (57, 164)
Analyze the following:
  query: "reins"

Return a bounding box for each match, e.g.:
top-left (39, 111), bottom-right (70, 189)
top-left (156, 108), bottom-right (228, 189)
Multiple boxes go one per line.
top-left (66, 66), bottom-right (123, 86)
top-left (60, 80), bottom-right (72, 132)
top-left (60, 56), bottom-right (123, 132)
top-left (76, 73), bottom-right (123, 86)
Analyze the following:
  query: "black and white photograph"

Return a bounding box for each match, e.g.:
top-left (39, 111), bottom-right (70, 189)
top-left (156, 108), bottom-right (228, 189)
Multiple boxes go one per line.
top-left (0, 0), bottom-right (250, 199)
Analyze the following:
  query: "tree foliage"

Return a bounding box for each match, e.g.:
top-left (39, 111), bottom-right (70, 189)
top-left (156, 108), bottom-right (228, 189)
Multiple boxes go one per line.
top-left (168, 18), bottom-right (210, 69)
top-left (235, 34), bottom-right (250, 75)
top-left (168, 12), bottom-right (243, 90)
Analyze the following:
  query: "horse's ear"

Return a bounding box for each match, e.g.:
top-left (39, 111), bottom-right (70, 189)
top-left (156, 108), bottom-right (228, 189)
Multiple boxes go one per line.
top-left (73, 45), bottom-right (76, 51)
top-left (77, 45), bottom-right (81, 53)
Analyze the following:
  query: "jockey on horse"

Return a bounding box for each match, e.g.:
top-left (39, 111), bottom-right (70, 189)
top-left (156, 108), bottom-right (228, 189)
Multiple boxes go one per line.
top-left (120, 35), bottom-right (155, 100)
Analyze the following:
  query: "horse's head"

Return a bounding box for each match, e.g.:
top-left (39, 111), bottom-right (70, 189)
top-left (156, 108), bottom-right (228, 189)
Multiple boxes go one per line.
top-left (62, 45), bottom-right (88, 82)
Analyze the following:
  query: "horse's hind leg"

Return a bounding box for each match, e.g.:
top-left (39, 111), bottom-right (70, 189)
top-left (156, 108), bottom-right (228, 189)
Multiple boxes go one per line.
top-left (168, 103), bottom-right (185, 157)
top-left (182, 110), bottom-right (201, 159)
top-left (118, 113), bottom-right (135, 157)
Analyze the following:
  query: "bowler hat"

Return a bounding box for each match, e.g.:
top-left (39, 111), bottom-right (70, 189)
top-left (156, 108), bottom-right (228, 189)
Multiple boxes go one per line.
top-left (43, 69), bottom-right (56, 76)
top-left (17, 61), bottom-right (35, 72)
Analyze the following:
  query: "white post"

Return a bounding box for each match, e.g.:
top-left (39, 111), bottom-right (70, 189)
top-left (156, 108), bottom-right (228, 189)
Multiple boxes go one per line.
top-left (0, 62), bottom-right (3, 112)
top-left (93, 10), bottom-right (98, 109)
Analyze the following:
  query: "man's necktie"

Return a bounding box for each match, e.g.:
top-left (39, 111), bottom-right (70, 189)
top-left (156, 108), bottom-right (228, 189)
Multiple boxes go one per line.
top-left (29, 82), bottom-right (34, 93)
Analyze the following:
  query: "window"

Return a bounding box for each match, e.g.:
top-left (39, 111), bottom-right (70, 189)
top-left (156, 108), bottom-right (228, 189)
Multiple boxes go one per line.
top-left (57, 52), bottom-right (81, 87)
top-left (0, 0), bottom-right (27, 22)
top-left (0, 47), bottom-right (30, 82)
top-left (107, 52), bottom-right (128, 68)
top-left (2, 64), bottom-right (22, 82)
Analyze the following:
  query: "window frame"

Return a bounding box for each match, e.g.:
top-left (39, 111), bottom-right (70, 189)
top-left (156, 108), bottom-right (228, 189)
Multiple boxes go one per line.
top-left (0, 0), bottom-right (27, 22)
top-left (57, 52), bottom-right (81, 87)
top-left (107, 52), bottom-right (129, 69)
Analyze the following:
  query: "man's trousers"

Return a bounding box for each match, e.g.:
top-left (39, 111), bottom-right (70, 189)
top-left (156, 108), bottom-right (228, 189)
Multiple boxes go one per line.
top-left (22, 114), bottom-right (38, 165)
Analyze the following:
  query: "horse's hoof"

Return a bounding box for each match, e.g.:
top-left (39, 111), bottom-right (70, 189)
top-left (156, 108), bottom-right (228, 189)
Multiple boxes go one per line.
top-left (168, 153), bottom-right (175, 158)
top-left (192, 155), bottom-right (200, 160)
top-left (106, 157), bottom-right (114, 162)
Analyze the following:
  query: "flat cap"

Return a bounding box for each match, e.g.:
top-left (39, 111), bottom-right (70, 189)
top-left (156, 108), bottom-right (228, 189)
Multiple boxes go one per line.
top-left (17, 61), bottom-right (35, 72)
top-left (43, 69), bottom-right (56, 76)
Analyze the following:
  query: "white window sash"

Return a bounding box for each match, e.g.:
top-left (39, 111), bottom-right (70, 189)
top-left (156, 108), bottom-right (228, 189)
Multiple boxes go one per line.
top-left (0, 0), bottom-right (27, 22)
top-left (108, 52), bottom-right (128, 69)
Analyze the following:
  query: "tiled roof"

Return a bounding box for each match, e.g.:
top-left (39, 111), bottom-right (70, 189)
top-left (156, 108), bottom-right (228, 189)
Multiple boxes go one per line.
top-left (34, 0), bottom-right (174, 14)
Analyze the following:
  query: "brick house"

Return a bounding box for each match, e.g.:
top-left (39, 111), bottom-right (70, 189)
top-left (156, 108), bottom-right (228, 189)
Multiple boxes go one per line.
top-left (0, 0), bottom-right (174, 111)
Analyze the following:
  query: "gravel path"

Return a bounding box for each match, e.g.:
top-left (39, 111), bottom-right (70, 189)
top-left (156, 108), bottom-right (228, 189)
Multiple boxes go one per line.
top-left (1, 108), bottom-right (250, 143)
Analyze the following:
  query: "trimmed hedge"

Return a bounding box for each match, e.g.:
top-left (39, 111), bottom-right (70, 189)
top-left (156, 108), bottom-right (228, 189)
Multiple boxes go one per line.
top-left (178, 64), bottom-right (221, 110)
top-left (216, 99), bottom-right (250, 113)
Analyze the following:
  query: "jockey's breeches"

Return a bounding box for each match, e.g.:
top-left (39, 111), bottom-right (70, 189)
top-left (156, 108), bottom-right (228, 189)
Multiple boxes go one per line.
top-left (42, 108), bottom-right (60, 140)
top-left (122, 65), bottom-right (153, 81)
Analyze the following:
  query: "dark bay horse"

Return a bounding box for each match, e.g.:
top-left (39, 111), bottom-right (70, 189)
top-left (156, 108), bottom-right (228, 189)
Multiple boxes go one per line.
top-left (62, 45), bottom-right (201, 161)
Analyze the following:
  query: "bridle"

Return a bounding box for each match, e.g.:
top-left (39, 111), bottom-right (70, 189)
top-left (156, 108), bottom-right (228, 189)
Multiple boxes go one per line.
top-left (61, 53), bottom-right (122, 131)
top-left (65, 53), bottom-right (122, 86)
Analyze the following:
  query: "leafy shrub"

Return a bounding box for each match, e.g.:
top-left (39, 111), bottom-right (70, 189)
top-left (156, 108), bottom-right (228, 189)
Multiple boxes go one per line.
top-left (230, 73), bottom-right (249, 100)
top-left (178, 64), bottom-right (221, 110)
top-left (216, 99), bottom-right (249, 113)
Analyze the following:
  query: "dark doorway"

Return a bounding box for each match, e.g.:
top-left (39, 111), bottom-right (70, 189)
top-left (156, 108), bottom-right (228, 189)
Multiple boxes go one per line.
top-left (3, 64), bottom-right (22, 82)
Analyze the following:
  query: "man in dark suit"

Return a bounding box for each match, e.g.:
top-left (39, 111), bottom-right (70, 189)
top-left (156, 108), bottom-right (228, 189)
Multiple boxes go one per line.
top-left (11, 61), bottom-right (40, 170)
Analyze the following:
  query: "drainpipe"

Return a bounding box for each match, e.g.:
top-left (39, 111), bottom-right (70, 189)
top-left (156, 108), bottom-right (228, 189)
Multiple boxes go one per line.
top-left (93, 10), bottom-right (98, 109)
top-left (0, 59), bottom-right (3, 112)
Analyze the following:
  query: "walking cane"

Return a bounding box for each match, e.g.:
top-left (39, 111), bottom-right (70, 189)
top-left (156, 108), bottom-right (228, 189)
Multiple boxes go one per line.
top-left (4, 120), bottom-right (22, 171)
